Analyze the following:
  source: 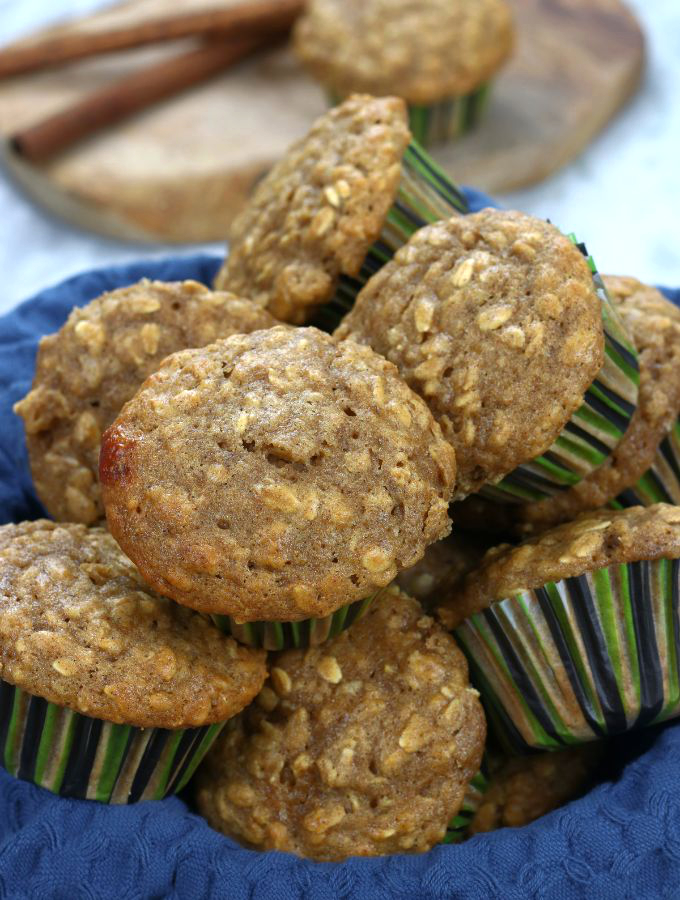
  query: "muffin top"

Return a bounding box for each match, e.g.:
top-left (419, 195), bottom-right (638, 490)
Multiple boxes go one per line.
top-left (294, 0), bottom-right (514, 103)
top-left (0, 520), bottom-right (266, 729)
top-left (469, 744), bottom-right (603, 834)
top-left (438, 504), bottom-right (680, 628)
top-left (453, 276), bottom-right (680, 536)
top-left (335, 209), bottom-right (604, 497)
top-left (100, 326), bottom-right (456, 621)
top-left (196, 589), bottom-right (485, 861)
top-left (395, 531), bottom-right (487, 608)
top-left (213, 95), bottom-right (411, 324)
top-left (510, 276), bottom-right (680, 530)
top-left (13, 279), bottom-right (275, 525)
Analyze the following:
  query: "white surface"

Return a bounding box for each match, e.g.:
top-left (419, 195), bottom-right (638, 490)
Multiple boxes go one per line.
top-left (0, 0), bottom-right (678, 315)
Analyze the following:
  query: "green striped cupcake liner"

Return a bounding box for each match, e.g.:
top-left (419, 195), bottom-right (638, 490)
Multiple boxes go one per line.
top-left (481, 239), bottom-right (640, 504)
top-left (442, 768), bottom-right (489, 844)
top-left (611, 420), bottom-right (680, 508)
top-left (407, 83), bottom-right (492, 147)
top-left (310, 140), bottom-right (468, 332)
top-left (454, 556), bottom-right (680, 752)
top-left (211, 593), bottom-right (377, 651)
top-left (0, 680), bottom-right (224, 803)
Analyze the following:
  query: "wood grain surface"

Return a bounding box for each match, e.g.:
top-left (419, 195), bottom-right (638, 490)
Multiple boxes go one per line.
top-left (0, 0), bottom-right (645, 243)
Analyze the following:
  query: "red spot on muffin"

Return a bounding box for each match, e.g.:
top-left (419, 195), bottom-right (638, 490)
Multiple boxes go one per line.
top-left (99, 424), bottom-right (134, 487)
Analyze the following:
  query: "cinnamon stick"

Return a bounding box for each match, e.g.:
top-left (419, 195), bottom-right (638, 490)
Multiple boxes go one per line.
top-left (11, 31), bottom-right (285, 164)
top-left (0, 0), bottom-right (304, 79)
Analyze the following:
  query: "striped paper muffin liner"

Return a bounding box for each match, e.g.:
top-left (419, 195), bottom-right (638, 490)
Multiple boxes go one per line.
top-left (211, 594), bottom-right (377, 651)
top-left (612, 420), bottom-right (680, 508)
top-left (481, 241), bottom-right (640, 504)
top-left (454, 556), bottom-right (680, 752)
top-left (407, 84), bottom-right (492, 148)
top-left (0, 679), bottom-right (224, 803)
top-left (442, 768), bottom-right (489, 844)
top-left (310, 140), bottom-right (468, 332)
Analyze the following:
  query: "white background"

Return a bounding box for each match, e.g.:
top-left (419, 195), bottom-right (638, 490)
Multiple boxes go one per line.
top-left (0, 0), bottom-right (678, 314)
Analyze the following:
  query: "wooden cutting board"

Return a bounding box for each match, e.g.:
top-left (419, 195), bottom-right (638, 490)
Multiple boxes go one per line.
top-left (0, 0), bottom-right (644, 244)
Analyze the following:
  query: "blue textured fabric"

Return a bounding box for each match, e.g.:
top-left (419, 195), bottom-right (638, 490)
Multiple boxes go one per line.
top-left (1, 193), bottom-right (680, 898)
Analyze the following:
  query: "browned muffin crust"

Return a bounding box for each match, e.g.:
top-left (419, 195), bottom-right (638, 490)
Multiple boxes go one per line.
top-left (295, 0), bottom-right (514, 103)
top-left (506, 276), bottom-right (680, 532)
top-left (0, 520), bottom-right (266, 729)
top-left (438, 504), bottom-right (680, 629)
top-left (100, 327), bottom-right (456, 621)
top-left (214, 95), bottom-right (411, 323)
top-left (394, 531), bottom-right (487, 608)
top-left (469, 744), bottom-right (603, 834)
top-left (335, 210), bottom-right (604, 497)
top-left (13, 280), bottom-right (275, 525)
top-left (196, 589), bottom-right (485, 860)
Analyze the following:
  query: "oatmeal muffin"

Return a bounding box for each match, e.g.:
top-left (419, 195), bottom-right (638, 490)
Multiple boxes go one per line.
top-left (295, 0), bottom-right (514, 146)
top-left (439, 504), bottom-right (680, 749)
top-left (458, 276), bottom-right (680, 534)
top-left (469, 744), bottom-right (604, 835)
top-left (13, 279), bottom-right (275, 525)
top-left (395, 531), bottom-right (488, 610)
top-left (214, 94), bottom-right (467, 325)
top-left (0, 520), bottom-right (266, 803)
top-left (196, 589), bottom-right (485, 860)
top-left (100, 327), bottom-right (456, 637)
top-left (336, 210), bottom-right (639, 499)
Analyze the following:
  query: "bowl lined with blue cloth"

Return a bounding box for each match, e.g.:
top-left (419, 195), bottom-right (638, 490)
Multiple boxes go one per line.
top-left (1, 193), bottom-right (680, 894)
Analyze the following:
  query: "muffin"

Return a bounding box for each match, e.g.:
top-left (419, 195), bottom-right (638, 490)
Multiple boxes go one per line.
top-left (295, 0), bottom-right (514, 147)
top-left (13, 279), bottom-right (275, 525)
top-left (468, 744), bottom-right (604, 835)
top-left (196, 589), bottom-right (485, 860)
top-left (213, 95), bottom-right (468, 326)
top-left (457, 276), bottom-right (680, 535)
top-left (438, 505), bottom-right (680, 750)
top-left (395, 531), bottom-right (488, 610)
top-left (0, 520), bottom-right (266, 803)
top-left (100, 326), bottom-right (456, 648)
top-left (336, 210), bottom-right (640, 500)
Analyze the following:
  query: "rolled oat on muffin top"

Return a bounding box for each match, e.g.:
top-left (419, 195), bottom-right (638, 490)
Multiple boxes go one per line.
top-left (196, 588), bottom-right (485, 860)
top-left (0, 520), bottom-right (266, 729)
top-left (100, 326), bottom-right (456, 622)
top-left (294, 0), bottom-right (514, 105)
top-left (335, 209), bottom-right (605, 498)
top-left (438, 504), bottom-right (680, 630)
top-left (213, 95), bottom-right (411, 323)
top-left (13, 279), bottom-right (275, 526)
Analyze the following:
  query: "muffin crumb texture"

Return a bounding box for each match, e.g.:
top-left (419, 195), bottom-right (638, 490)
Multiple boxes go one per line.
top-left (214, 95), bottom-right (411, 323)
top-left (439, 504), bottom-right (680, 628)
top-left (197, 589), bottom-right (485, 860)
top-left (100, 327), bottom-right (456, 621)
top-left (335, 209), bottom-right (603, 496)
top-left (0, 520), bottom-right (266, 728)
top-left (13, 279), bottom-right (275, 524)
top-left (295, 0), bottom-right (514, 103)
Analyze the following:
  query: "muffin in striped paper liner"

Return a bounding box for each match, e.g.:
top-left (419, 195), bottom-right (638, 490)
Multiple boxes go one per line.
top-left (336, 211), bottom-right (640, 502)
top-left (214, 95), bottom-right (467, 328)
top-left (211, 594), bottom-right (377, 651)
top-left (479, 243), bottom-right (640, 504)
top-left (0, 521), bottom-right (266, 803)
top-left (438, 505), bottom-right (680, 751)
top-left (294, 0), bottom-right (513, 148)
top-left (442, 768), bottom-right (489, 844)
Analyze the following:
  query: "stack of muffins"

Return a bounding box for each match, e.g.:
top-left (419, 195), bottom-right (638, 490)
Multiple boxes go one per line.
top-left (3, 94), bottom-right (679, 862)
